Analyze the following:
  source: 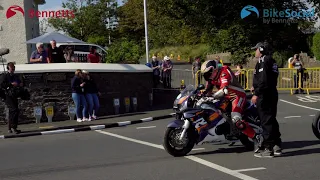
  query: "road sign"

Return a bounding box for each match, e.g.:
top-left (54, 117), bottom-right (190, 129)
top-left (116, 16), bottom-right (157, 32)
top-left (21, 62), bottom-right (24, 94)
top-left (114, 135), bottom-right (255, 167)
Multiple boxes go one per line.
top-left (46, 106), bottom-right (54, 116)
top-left (114, 98), bottom-right (120, 106)
top-left (125, 97), bottom-right (130, 105)
top-left (68, 106), bottom-right (76, 114)
top-left (132, 97), bottom-right (137, 105)
top-left (34, 107), bottom-right (42, 116)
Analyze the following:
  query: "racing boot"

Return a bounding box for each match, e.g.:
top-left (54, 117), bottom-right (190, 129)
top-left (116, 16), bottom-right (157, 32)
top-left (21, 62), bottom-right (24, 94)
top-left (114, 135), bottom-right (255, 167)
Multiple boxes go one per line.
top-left (235, 120), bottom-right (256, 139)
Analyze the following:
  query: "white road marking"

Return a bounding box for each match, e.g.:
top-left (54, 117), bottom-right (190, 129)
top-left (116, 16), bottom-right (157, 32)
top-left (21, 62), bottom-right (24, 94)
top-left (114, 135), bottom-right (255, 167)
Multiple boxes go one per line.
top-left (310, 115), bottom-right (315, 117)
top-left (296, 96), bottom-right (318, 103)
top-left (280, 99), bottom-right (320, 111)
top-left (136, 126), bottom-right (156, 129)
top-left (192, 148), bottom-right (205, 151)
top-left (184, 156), bottom-right (260, 180)
top-left (95, 130), bottom-right (260, 180)
top-left (234, 167), bottom-right (266, 172)
top-left (284, 116), bottom-right (301, 118)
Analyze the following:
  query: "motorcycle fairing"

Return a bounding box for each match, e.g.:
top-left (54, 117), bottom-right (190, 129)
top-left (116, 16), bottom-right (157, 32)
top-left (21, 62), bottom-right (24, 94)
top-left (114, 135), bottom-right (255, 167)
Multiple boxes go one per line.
top-left (167, 119), bottom-right (184, 128)
top-left (183, 109), bottom-right (203, 119)
top-left (194, 113), bottom-right (225, 143)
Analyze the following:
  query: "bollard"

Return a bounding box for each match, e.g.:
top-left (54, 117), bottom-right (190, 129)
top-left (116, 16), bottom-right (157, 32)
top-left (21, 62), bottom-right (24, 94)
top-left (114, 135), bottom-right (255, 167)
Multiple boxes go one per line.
top-left (149, 93), bottom-right (153, 106)
top-left (34, 106), bottom-right (42, 123)
top-left (132, 97), bottom-right (138, 112)
top-left (124, 97), bottom-right (130, 113)
top-left (68, 105), bottom-right (76, 120)
top-left (113, 98), bottom-right (120, 114)
top-left (45, 106), bottom-right (54, 123)
top-left (180, 79), bottom-right (186, 91)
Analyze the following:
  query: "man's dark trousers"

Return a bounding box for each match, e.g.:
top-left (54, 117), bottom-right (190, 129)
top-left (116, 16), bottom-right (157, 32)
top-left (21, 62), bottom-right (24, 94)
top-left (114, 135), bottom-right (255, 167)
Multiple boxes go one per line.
top-left (5, 95), bottom-right (19, 130)
top-left (256, 90), bottom-right (281, 149)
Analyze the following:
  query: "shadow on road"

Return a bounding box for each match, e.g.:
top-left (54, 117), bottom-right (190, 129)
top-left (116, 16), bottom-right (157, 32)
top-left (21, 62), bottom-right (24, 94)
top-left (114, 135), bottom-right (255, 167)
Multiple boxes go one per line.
top-left (190, 145), bottom-right (251, 156)
top-left (281, 140), bottom-right (320, 157)
top-left (190, 140), bottom-right (320, 156)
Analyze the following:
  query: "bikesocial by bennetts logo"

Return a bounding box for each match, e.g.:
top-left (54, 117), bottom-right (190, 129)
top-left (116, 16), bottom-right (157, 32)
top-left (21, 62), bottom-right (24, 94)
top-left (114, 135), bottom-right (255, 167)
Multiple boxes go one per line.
top-left (241, 5), bottom-right (259, 19)
top-left (6, 5), bottom-right (75, 19)
top-left (240, 5), bottom-right (315, 24)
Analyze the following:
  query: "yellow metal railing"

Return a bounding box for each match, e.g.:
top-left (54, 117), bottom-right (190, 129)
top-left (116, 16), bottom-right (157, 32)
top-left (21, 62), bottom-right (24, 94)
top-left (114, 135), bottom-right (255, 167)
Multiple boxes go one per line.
top-left (191, 68), bottom-right (320, 94)
top-left (302, 68), bottom-right (320, 95)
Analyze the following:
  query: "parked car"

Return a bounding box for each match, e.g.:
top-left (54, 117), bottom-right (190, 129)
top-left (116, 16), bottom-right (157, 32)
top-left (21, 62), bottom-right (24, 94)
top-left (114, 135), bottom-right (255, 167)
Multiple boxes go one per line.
top-left (56, 43), bottom-right (107, 62)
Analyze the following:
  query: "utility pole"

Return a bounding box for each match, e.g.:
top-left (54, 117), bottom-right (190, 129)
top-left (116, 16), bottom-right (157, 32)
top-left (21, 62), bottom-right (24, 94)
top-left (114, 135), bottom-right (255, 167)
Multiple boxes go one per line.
top-left (143, 0), bottom-right (149, 63)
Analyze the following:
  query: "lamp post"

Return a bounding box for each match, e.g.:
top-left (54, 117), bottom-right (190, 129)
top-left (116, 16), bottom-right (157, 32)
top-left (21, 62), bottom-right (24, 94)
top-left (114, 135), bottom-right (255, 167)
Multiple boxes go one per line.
top-left (143, 0), bottom-right (149, 63)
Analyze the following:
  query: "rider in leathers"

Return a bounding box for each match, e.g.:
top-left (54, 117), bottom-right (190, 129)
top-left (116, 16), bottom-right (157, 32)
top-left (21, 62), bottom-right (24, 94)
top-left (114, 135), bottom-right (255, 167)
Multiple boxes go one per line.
top-left (200, 60), bottom-right (256, 140)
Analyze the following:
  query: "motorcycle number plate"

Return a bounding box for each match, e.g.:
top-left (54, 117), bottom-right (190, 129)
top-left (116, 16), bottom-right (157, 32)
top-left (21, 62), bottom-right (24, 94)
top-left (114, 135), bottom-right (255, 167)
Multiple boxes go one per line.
top-left (194, 118), bottom-right (207, 129)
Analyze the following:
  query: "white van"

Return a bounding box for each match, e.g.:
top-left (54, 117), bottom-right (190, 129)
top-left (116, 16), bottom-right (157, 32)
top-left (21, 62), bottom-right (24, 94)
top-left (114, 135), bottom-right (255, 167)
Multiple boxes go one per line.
top-left (56, 43), bottom-right (107, 62)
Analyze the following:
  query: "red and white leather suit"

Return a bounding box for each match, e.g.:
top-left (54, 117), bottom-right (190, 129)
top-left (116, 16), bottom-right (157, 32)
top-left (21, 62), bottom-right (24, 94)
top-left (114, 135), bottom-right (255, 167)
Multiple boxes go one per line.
top-left (205, 65), bottom-right (255, 138)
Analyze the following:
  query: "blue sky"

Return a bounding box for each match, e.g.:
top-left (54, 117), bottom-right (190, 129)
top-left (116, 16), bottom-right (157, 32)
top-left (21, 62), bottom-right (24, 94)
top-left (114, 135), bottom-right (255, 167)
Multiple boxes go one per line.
top-left (38, 0), bottom-right (124, 33)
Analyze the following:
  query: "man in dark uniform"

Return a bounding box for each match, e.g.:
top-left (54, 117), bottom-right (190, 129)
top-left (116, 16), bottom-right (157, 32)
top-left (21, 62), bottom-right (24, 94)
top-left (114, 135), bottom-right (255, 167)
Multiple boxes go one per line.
top-left (0, 62), bottom-right (22, 134)
top-left (251, 42), bottom-right (282, 158)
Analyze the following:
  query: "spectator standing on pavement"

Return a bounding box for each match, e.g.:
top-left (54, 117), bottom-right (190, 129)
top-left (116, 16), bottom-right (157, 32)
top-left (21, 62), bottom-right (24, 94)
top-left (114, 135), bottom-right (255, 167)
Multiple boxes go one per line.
top-left (151, 55), bottom-right (161, 88)
top-left (87, 46), bottom-right (101, 63)
top-left (251, 42), bottom-right (282, 158)
top-left (47, 40), bottom-right (65, 63)
top-left (0, 62), bottom-right (22, 134)
top-left (82, 70), bottom-right (100, 121)
top-left (71, 69), bottom-right (88, 122)
top-left (30, 43), bottom-right (49, 63)
top-left (192, 56), bottom-right (202, 86)
top-left (162, 56), bottom-right (173, 88)
top-left (291, 54), bottom-right (304, 94)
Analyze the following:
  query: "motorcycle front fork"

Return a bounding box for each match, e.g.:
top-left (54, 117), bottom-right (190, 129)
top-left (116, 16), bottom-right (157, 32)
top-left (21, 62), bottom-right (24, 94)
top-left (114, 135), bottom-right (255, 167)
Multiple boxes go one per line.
top-left (179, 120), bottom-right (190, 140)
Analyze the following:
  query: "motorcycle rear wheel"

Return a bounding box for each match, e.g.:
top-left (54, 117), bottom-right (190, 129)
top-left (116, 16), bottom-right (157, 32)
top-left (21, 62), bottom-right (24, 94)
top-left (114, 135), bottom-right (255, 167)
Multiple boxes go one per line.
top-left (239, 134), bottom-right (254, 150)
top-left (163, 127), bottom-right (196, 157)
top-left (312, 112), bottom-right (320, 139)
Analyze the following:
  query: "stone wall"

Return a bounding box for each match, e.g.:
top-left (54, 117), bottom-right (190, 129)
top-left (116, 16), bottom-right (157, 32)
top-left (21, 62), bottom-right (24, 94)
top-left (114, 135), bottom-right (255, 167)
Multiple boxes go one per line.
top-left (0, 71), bottom-right (153, 124)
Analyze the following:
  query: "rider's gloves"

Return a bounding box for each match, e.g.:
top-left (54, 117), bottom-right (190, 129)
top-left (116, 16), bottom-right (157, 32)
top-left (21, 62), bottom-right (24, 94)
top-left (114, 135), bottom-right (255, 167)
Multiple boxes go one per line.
top-left (213, 87), bottom-right (228, 99)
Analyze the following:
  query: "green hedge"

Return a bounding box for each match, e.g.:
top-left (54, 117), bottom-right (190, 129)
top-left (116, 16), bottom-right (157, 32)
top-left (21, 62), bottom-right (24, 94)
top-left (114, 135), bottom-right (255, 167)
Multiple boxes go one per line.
top-left (149, 44), bottom-right (211, 62)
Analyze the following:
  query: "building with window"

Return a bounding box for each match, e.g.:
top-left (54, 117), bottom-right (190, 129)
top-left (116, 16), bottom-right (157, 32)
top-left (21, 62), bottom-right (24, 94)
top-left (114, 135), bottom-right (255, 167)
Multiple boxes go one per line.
top-left (0, 0), bottom-right (45, 64)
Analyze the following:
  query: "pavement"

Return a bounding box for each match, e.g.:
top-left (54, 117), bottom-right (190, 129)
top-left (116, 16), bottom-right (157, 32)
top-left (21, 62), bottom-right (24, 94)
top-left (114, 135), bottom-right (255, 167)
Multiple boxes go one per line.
top-left (0, 94), bottom-right (320, 180)
top-left (0, 109), bottom-right (173, 135)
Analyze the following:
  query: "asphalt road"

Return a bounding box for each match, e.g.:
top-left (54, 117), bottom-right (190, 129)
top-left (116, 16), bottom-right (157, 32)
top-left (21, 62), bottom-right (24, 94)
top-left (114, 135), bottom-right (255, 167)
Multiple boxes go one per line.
top-left (0, 94), bottom-right (320, 180)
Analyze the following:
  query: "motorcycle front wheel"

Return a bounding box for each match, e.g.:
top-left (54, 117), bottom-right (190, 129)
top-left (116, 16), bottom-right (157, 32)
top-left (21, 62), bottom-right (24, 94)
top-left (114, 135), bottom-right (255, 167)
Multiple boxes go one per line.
top-left (312, 112), bottom-right (320, 139)
top-left (163, 127), bottom-right (196, 157)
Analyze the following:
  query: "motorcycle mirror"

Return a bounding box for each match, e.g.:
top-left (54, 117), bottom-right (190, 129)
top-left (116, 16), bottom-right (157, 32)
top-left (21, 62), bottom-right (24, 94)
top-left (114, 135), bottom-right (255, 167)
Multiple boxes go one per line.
top-left (197, 84), bottom-right (205, 90)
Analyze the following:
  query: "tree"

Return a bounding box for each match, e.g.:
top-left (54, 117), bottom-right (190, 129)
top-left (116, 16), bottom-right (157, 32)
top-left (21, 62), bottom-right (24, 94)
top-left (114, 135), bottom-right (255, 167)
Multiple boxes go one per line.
top-left (118, 0), bottom-right (319, 57)
top-left (105, 38), bottom-right (142, 64)
top-left (39, 18), bottom-right (49, 35)
top-left (312, 32), bottom-right (320, 60)
top-left (48, 0), bottom-right (116, 45)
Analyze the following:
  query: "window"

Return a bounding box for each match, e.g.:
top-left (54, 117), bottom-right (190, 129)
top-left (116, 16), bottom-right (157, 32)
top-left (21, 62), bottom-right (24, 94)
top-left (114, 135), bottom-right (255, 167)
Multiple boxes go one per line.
top-left (74, 45), bottom-right (90, 52)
